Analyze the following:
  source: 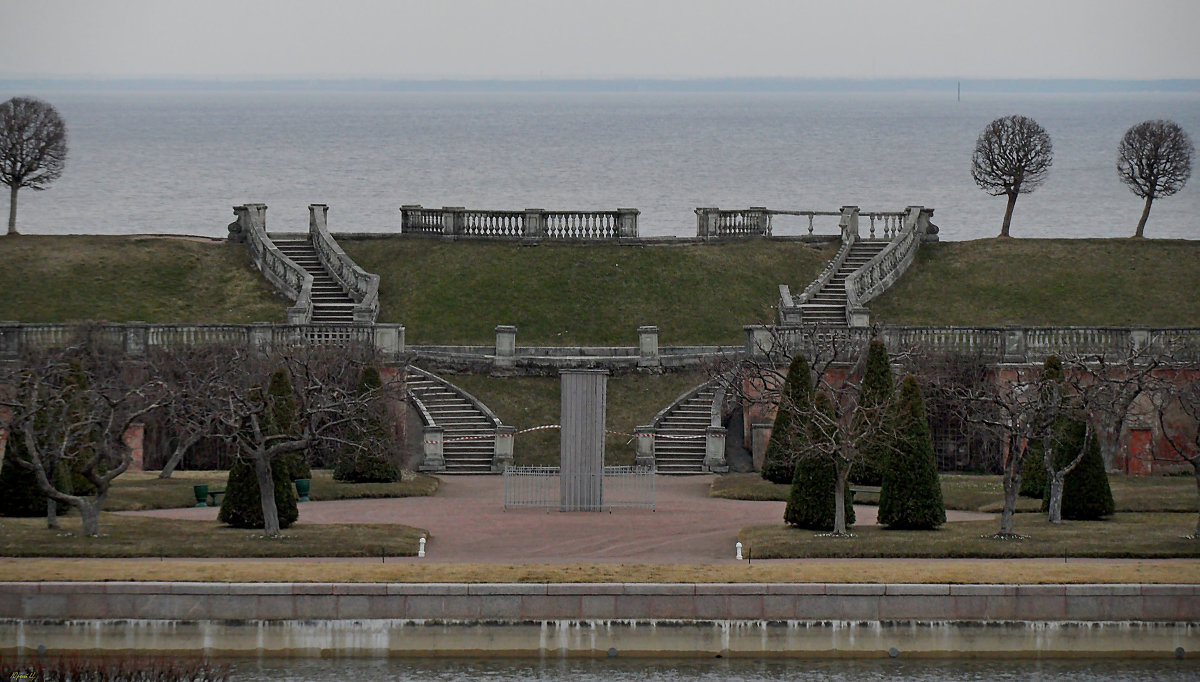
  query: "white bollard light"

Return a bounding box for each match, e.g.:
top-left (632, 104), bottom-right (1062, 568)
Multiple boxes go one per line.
top-left (418, 537), bottom-right (426, 558)
top-left (735, 541), bottom-right (743, 561)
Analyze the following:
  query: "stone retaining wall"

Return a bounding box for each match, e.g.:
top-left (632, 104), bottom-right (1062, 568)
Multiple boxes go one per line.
top-left (3, 582), bottom-right (1198, 657)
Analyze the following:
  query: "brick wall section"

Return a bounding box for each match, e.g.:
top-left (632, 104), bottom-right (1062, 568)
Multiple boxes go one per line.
top-left (2, 582), bottom-right (1199, 622)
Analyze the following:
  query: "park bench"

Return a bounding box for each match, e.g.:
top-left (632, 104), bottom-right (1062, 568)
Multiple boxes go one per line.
top-left (848, 485), bottom-right (881, 502)
top-left (206, 489), bottom-right (225, 506)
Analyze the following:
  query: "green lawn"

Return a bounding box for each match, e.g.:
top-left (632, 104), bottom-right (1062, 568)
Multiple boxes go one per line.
top-left (451, 371), bottom-right (711, 466)
top-left (871, 238), bottom-right (1200, 326)
top-left (0, 235), bottom-right (284, 323)
top-left (341, 238), bottom-right (836, 345)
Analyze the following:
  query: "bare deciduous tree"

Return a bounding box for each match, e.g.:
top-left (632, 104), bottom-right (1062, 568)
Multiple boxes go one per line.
top-left (1148, 360), bottom-right (1200, 539)
top-left (1117, 119), bottom-right (1194, 238)
top-left (971, 114), bottom-right (1053, 238)
top-left (1, 97), bottom-right (68, 235)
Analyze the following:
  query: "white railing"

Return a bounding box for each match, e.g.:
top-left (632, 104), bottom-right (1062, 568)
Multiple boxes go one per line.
top-left (503, 466), bottom-right (656, 510)
top-left (235, 203), bottom-right (314, 324)
top-left (308, 204), bottom-right (380, 323)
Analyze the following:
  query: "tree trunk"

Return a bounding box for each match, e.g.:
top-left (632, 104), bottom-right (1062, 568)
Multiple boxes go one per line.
top-left (833, 461), bottom-right (850, 536)
top-left (1047, 473), bottom-right (1066, 524)
top-left (7, 185), bottom-right (17, 235)
top-left (1000, 463), bottom-right (1020, 535)
top-left (999, 192), bottom-right (1018, 237)
top-left (46, 497), bottom-right (59, 530)
top-left (1134, 195), bottom-right (1153, 238)
top-left (254, 453), bottom-right (281, 537)
top-left (158, 433), bottom-right (202, 479)
top-left (79, 499), bottom-right (102, 537)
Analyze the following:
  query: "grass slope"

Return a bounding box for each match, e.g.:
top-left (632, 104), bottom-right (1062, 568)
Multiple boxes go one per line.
top-left (340, 238), bottom-right (835, 345)
top-left (451, 371), bottom-right (711, 467)
top-left (0, 235), bottom-right (284, 323)
top-left (871, 239), bottom-right (1200, 326)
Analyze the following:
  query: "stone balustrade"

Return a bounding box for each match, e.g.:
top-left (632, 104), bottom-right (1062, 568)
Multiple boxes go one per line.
top-left (231, 204), bottom-right (314, 324)
top-left (844, 206), bottom-right (933, 327)
top-left (400, 205), bottom-right (639, 241)
top-left (308, 204), bottom-right (380, 323)
top-left (0, 322), bottom-right (406, 362)
top-left (696, 207), bottom-right (852, 239)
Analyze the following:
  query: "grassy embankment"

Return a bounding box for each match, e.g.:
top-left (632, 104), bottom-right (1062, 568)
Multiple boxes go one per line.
top-left (870, 238), bottom-right (1200, 327)
top-left (0, 235), bottom-right (284, 323)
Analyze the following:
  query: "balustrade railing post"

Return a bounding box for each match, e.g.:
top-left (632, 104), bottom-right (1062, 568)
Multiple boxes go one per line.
top-left (704, 425), bottom-right (729, 473)
top-left (522, 209), bottom-right (546, 239)
top-left (373, 323), bottom-right (406, 362)
top-left (634, 425), bottom-right (655, 468)
top-left (0, 321), bottom-right (22, 359)
top-left (617, 208), bottom-right (639, 239)
top-left (249, 322), bottom-right (273, 358)
top-left (743, 325), bottom-right (775, 358)
top-left (1002, 325), bottom-right (1027, 363)
top-left (123, 321), bottom-right (148, 358)
top-left (309, 203), bottom-right (329, 233)
top-left (919, 207), bottom-right (939, 243)
top-left (749, 207), bottom-right (768, 236)
top-left (420, 426), bottom-right (446, 472)
top-left (442, 207), bottom-right (465, 240)
top-left (493, 425), bottom-right (516, 472)
top-left (839, 206), bottom-right (860, 241)
top-left (637, 325), bottom-right (660, 369)
top-left (695, 207), bottom-right (719, 240)
top-left (400, 205), bottom-right (421, 233)
top-left (494, 325), bottom-right (518, 369)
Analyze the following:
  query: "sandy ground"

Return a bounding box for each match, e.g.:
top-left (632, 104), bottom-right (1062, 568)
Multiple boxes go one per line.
top-left (123, 475), bottom-right (993, 563)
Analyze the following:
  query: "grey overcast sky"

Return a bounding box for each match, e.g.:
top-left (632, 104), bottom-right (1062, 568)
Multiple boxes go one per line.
top-left (2, 0), bottom-right (1198, 80)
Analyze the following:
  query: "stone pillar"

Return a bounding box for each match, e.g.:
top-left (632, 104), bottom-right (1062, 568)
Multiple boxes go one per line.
top-left (750, 422), bottom-right (773, 472)
top-left (123, 321), bottom-right (148, 357)
top-left (695, 207), bottom-right (719, 239)
top-left (637, 326), bottom-right (660, 368)
top-left (309, 203), bottom-right (329, 233)
top-left (400, 205), bottom-right (421, 233)
top-left (442, 207), bottom-right (465, 239)
top-left (0, 321), bottom-right (23, 359)
top-left (523, 209), bottom-right (546, 239)
top-left (1130, 328), bottom-right (1150, 354)
top-left (617, 208), bottom-right (640, 239)
top-left (373, 324), bottom-right (406, 362)
top-left (560, 370), bottom-right (607, 512)
top-left (1003, 326), bottom-right (1027, 363)
top-left (420, 426), bottom-right (446, 472)
top-left (634, 425), bottom-right (655, 469)
top-left (249, 323), bottom-right (273, 358)
top-left (123, 423), bottom-right (145, 472)
top-left (848, 308), bottom-right (869, 328)
top-left (704, 425), bottom-right (729, 473)
top-left (839, 205), bottom-right (860, 240)
top-left (492, 425), bottom-right (516, 472)
top-left (919, 207), bottom-right (939, 243)
top-left (286, 306), bottom-right (309, 325)
top-left (494, 325), bottom-right (517, 369)
top-left (744, 325), bottom-right (775, 358)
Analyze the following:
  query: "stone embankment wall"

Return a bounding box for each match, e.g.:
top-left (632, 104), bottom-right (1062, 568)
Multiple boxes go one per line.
top-left (2, 582), bottom-right (1198, 658)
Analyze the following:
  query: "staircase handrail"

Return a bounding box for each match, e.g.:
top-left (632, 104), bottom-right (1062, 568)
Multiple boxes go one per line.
top-left (787, 206), bottom-right (860, 312)
top-left (407, 365), bottom-right (503, 428)
top-left (308, 204), bottom-right (380, 323)
top-left (235, 203), bottom-right (313, 324)
top-left (649, 378), bottom-right (719, 430)
top-left (844, 206), bottom-right (925, 319)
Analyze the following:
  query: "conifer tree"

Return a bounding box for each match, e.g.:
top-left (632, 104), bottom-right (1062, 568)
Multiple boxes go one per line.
top-left (218, 383), bottom-right (299, 530)
top-left (333, 367), bottom-right (401, 483)
top-left (0, 435), bottom-right (53, 517)
top-left (761, 354), bottom-right (813, 484)
top-left (784, 392), bottom-right (854, 530)
top-left (1042, 418), bottom-right (1114, 520)
top-left (851, 339), bottom-right (893, 486)
top-left (265, 369), bottom-right (310, 481)
top-left (1019, 441), bottom-right (1048, 498)
top-left (877, 376), bottom-right (946, 529)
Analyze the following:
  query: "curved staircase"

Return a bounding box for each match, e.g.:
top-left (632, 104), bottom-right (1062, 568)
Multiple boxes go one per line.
top-left (649, 382), bottom-right (723, 474)
top-left (271, 238), bottom-right (358, 325)
top-left (406, 366), bottom-right (503, 474)
top-left (797, 240), bottom-right (888, 326)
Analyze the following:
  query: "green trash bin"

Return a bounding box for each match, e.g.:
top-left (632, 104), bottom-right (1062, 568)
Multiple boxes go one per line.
top-left (295, 478), bottom-right (311, 503)
top-left (193, 484), bottom-right (209, 507)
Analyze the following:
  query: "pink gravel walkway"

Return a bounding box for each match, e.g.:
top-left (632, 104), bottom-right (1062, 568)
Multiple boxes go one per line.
top-left (125, 475), bottom-right (992, 563)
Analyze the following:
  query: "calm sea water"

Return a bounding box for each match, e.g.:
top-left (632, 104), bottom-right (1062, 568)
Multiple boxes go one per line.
top-left (1, 89), bottom-right (1198, 240)
top-left (230, 656), bottom-right (1199, 681)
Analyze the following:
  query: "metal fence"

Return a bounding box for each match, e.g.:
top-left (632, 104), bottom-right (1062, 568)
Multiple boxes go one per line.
top-left (503, 465), bottom-right (656, 510)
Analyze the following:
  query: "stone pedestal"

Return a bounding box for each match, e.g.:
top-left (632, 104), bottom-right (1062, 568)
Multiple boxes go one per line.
top-left (420, 426), bottom-right (445, 472)
top-left (704, 425), bottom-right (729, 473)
top-left (493, 426), bottom-right (516, 472)
top-left (617, 208), bottom-right (640, 238)
top-left (637, 326), bottom-right (660, 368)
top-left (373, 324), bottom-right (406, 361)
top-left (494, 325), bottom-right (517, 369)
top-left (634, 425), bottom-right (655, 469)
top-left (123, 322), bottom-right (148, 357)
top-left (560, 370), bottom-right (607, 512)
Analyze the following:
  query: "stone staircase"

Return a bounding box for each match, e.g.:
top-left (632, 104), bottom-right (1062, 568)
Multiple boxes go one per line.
top-left (798, 240), bottom-right (889, 326)
top-left (406, 367), bottom-right (500, 474)
top-left (271, 238), bottom-right (358, 325)
top-left (652, 384), bottom-right (718, 474)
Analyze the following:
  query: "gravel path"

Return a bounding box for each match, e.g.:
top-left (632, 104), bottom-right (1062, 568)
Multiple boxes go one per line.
top-left (124, 475), bottom-right (994, 564)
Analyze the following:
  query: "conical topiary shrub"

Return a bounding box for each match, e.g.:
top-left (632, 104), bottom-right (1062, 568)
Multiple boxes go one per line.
top-left (783, 392), bottom-right (854, 530)
top-left (1042, 419), bottom-right (1115, 520)
top-left (333, 367), bottom-right (401, 483)
top-left (851, 339), bottom-right (894, 487)
top-left (761, 354), bottom-right (814, 484)
top-left (877, 375), bottom-right (946, 530)
top-left (1019, 440), bottom-right (1048, 498)
top-left (217, 452), bottom-right (299, 530)
top-left (265, 369), bottom-right (309, 481)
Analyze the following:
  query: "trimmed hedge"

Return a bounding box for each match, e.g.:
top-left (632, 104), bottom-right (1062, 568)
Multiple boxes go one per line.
top-left (851, 339), bottom-right (893, 487)
top-left (877, 376), bottom-right (946, 530)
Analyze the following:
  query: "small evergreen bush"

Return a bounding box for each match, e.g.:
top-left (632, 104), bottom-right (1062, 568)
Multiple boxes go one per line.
top-left (1019, 440), bottom-right (1048, 498)
top-left (783, 392), bottom-right (854, 530)
top-left (851, 339), bottom-right (894, 487)
top-left (877, 376), bottom-right (946, 529)
top-left (217, 453), bottom-right (298, 529)
top-left (333, 367), bottom-right (402, 483)
top-left (761, 354), bottom-right (814, 484)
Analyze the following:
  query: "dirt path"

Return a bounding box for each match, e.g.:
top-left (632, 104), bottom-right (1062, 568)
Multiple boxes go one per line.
top-left (125, 476), bottom-right (994, 564)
